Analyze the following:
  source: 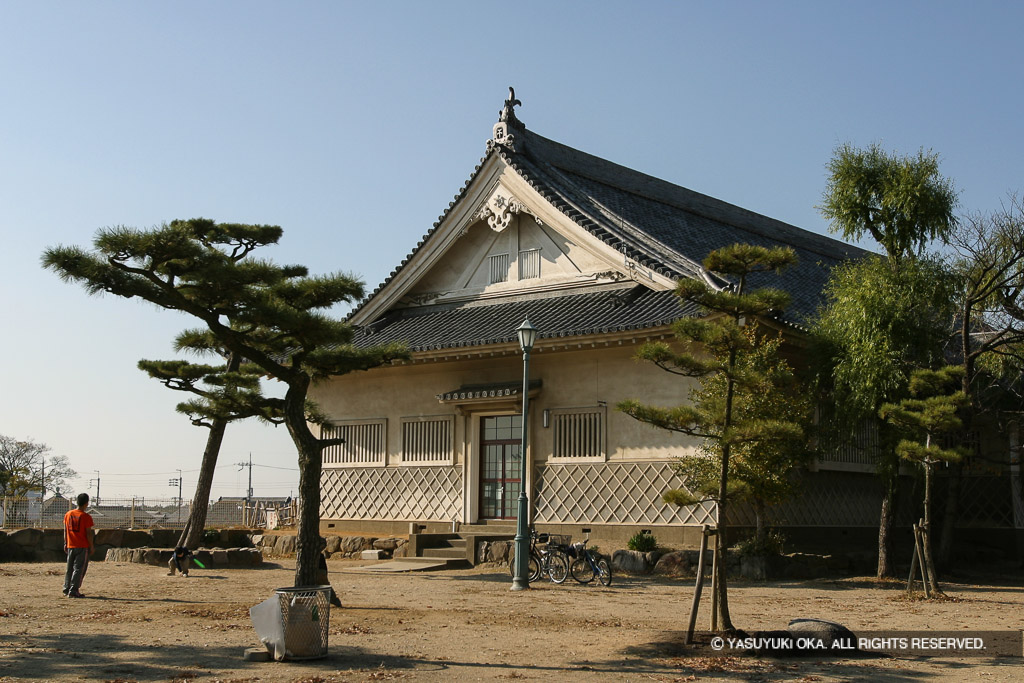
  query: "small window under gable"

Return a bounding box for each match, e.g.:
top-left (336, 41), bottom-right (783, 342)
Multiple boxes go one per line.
top-left (401, 415), bottom-right (455, 465)
top-left (488, 253), bottom-right (509, 284)
top-left (518, 248), bottom-right (541, 280)
top-left (550, 407), bottom-right (606, 462)
top-left (322, 419), bottom-right (386, 467)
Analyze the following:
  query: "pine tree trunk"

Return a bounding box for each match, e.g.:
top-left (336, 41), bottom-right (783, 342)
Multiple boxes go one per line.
top-left (176, 417), bottom-right (227, 549)
top-left (714, 350), bottom-right (736, 632)
top-left (176, 352), bottom-right (240, 550)
top-left (283, 377), bottom-right (322, 588)
top-left (877, 476), bottom-right (897, 579)
top-left (923, 462), bottom-right (943, 596)
top-left (754, 499), bottom-right (766, 550)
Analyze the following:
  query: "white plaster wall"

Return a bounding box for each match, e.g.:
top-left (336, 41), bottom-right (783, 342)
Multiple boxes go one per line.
top-left (311, 341), bottom-right (701, 465)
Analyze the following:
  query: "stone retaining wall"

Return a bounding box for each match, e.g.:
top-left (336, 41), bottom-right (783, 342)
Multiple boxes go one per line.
top-left (252, 533), bottom-right (408, 559)
top-left (105, 547), bottom-right (263, 568)
top-left (0, 527), bottom-right (254, 563)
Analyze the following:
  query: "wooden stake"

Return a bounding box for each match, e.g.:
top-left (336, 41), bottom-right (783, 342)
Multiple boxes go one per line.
top-left (684, 525), bottom-right (710, 645)
top-left (917, 524), bottom-right (933, 598)
top-left (710, 532), bottom-right (720, 632)
top-left (906, 525), bottom-right (920, 593)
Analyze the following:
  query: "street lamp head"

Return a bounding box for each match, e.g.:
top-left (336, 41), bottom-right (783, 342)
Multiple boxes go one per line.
top-left (517, 318), bottom-right (538, 353)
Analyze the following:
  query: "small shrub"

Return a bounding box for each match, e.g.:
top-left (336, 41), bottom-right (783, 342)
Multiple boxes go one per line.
top-left (735, 530), bottom-right (786, 558)
top-left (202, 529), bottom-right (220, 545)
top-left (627, 530), bottom-right (658, 553)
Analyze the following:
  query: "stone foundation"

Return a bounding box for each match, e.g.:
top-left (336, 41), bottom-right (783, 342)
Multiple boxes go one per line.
top-left (252, 533), bottom-right (408, 559)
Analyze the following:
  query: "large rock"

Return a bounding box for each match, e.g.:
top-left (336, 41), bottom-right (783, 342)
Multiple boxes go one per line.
top-left (94, 529), bottom-right (125, 547)
top-left (122, 530), bottom-right (157, 548)
top-left (274, 535), bottom-right (296, 556)
top-left (372, 537), bottom-right (402, 552)
top-left (9, 528), bottom-right (44, 547)
top-left (338, 536), bottom-right (368, 557)
top-left (324, 535), bottom-right (342, 554)
top-left (740, 555), bottom-right (768, 580)
top-left (612, 549), bottom-right (653, 574)
top-left (652, 551), bottom-right (692, 576)
top-left (788, 618), bottom-right (858, 653)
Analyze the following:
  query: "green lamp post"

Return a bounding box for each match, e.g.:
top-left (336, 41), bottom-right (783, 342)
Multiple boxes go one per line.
top-left (511, 317), bottom-right (538, 591)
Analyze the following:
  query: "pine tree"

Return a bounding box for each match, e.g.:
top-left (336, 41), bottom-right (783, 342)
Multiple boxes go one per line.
top-left (619, 243), bottom-right (802, 632)
top-left (667, 331), bottom-right (813, 553)
top-left (43, 218), bottom-right (407, 586)
top-left (879, 366), bottom-right (967, 596)
top-left (137, 329), bottom-right (322, 549)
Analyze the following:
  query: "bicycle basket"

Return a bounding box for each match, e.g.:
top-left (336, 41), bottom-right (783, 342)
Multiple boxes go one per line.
top-left (544, 534), bottom-right (571, 550)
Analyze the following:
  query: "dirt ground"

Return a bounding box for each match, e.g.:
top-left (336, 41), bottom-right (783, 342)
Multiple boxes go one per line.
top-left (1, 557), bottom-right (1022, 682)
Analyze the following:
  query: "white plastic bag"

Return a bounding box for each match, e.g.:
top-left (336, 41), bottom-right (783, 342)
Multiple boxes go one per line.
top-left (249, 596), bottom-right (286, 661)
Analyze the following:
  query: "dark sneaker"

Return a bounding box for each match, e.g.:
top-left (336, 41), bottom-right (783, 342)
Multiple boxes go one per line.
top-left (69, 591), bottom-right (85, 598)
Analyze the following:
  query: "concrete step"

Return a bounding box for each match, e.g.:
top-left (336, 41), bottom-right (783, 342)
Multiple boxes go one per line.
top-left (418, 547), bottom-right (466, 559)
top-left (353, 559), bottom-right (451, 573)
top-left (459, 524), bottom-right (515, 535)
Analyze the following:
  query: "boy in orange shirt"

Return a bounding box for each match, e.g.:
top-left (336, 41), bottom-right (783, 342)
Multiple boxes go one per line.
top-left (63, 492), bottom-right (94, 598)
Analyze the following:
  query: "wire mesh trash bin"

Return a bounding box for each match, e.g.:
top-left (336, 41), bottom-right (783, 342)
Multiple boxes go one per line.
top-left (274, 585), bottom-right (331, 660)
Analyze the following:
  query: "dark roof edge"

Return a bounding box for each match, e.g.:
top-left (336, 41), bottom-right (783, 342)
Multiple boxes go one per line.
top-left (348, 148), bottom-right (500, 321)
top-left (518, 129), bottom-right (868, 262)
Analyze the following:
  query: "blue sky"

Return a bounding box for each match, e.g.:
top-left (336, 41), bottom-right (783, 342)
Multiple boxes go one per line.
top-left (2, 1), bottom-right (1022, 499)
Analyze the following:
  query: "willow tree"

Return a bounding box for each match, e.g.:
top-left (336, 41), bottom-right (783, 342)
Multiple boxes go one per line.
top-left (815, 142), bottom-right (958, 577)
top-left (43, 219), bottom-right (407, 586)
top-left (619, 243), bottom-right (801, 633)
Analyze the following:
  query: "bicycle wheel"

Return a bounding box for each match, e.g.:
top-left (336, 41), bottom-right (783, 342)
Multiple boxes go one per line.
top-left (596, 558), bottom-right (613, 586)
top-left (547, 552), bottom-right (570, 584)
top-left (509, 553), bottom-right (541, 583)
top-left (528, 552), bottom-right (544, 581)
top-left (570, 557), bottom-right (596, 584)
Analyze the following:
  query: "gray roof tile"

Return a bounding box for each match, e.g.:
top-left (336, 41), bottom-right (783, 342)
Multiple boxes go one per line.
top-left (353, 286), bottom-right (698, 351)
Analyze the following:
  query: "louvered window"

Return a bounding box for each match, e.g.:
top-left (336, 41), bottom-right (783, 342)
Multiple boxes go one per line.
top-left (322, 419), bottom-right (386, 467)
top-left (551, 407), bottom-right (606, 461)
top-left (402, 416), bottom-right (454, 464)
top-left (489, 253), bottom-right (509, 284)
top-left (518, 249), bottom-right (541, 280)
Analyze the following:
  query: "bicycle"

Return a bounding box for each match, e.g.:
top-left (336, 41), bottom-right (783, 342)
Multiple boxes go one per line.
top-left (508, 528), bottom-right (570, 584)
top-left (568, 531), bottom-right (612, 586)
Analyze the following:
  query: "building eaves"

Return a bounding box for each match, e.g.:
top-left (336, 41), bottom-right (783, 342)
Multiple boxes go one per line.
top-left (352, 286), bottom-right (700, 353)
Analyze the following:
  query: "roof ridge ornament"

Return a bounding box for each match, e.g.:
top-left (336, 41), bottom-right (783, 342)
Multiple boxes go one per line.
top-left (489, 86), bottom-right (525, 152)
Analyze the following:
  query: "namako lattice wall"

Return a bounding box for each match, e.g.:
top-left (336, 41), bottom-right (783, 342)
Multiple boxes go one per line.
top-left (320, 466), bottom-right (462, 521)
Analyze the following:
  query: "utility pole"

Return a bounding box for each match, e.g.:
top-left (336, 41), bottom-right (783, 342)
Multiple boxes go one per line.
top-left (236, 454), bottom-right (253, 526)
top-left (93, 470), bottom-right (100, 505)
top-left (169, 470), bottom-right (183, 523)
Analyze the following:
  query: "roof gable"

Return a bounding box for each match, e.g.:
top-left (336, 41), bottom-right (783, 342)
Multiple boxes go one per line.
top-left (349, 92), bottom-right (867, 349)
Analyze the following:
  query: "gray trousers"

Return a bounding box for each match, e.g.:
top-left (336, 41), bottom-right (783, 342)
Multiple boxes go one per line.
top-left (64, 547), bottom-right (89, 594)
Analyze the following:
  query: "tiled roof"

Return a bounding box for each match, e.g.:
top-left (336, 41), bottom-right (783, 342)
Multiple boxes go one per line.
top-left (499, 128), bottom-right (865, 320)
top-left (350, 102), bottom-right (866, 350)
top-left (353, 286), bottom-right (699, 352)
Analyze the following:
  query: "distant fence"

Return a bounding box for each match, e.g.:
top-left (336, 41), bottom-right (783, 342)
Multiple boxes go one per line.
top-left (0, 496), bottom-right (297, 530)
